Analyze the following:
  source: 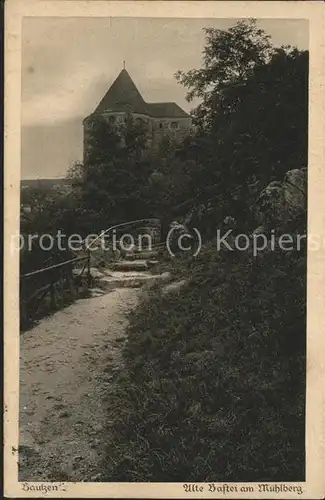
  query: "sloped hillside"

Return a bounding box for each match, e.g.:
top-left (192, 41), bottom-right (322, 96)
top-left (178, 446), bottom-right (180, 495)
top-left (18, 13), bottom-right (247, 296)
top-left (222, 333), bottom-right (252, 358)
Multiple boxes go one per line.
top-left (103, 242), bottom-right (306, 481)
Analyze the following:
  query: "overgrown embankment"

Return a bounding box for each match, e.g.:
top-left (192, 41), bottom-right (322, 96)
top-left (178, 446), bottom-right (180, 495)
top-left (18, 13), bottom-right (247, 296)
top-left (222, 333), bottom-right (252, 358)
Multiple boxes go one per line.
top-left (103, 242), bottom-right (306, 482)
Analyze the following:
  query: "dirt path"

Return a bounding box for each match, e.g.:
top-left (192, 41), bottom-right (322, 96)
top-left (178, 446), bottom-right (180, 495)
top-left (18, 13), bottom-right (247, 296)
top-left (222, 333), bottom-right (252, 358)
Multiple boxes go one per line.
top-left (19, 288), bottom-right (139, 482)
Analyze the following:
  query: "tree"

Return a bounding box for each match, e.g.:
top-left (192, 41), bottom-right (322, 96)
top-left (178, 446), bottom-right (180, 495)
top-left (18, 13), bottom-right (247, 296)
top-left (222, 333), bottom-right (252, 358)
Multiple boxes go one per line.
top-left (175, 20), bottom-right (308, 230)
top-left (70, 114), bottom-right (156, 231)
top-left (176, 19), bottom-right (273, 130)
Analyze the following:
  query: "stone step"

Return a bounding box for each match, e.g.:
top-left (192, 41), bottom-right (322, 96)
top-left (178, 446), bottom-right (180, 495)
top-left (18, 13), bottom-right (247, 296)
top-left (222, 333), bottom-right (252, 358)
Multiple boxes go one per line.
top-left (96, 273), bottom-right (163, 291)
top-left (110, 260), bottom-right (149, 272)
top-left (122, 258), bottom-right (160, 269)
top-left (89, 287), bottom-right (107, 298)
top-left (106, 270), bottom-right (151, 279)
top-left (125, 250), bottom-right (159, 260)
top-left (72, 267), bottom-right (106, 280)
top-left (147, 260), bottom-right (160, 267)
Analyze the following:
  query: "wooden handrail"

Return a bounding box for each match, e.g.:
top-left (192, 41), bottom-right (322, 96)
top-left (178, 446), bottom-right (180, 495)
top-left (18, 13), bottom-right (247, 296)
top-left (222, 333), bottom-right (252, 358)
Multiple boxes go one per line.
top-left (85, 218), bottom-right (161, 249)
top-left (21, 218), bottom-right (162, 280)
top-left (21, 255), bottom-right (88, 279)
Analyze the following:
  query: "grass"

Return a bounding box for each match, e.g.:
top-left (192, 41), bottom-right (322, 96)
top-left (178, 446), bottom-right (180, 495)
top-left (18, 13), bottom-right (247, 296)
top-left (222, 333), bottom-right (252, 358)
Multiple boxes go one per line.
top-left (102, 240), bottom-right (306, 482)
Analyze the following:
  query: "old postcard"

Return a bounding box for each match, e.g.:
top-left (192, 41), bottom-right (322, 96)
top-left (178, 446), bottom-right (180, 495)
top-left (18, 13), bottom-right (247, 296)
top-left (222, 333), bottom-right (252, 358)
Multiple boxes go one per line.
top-left (4, 0), bottom-right (325, 498)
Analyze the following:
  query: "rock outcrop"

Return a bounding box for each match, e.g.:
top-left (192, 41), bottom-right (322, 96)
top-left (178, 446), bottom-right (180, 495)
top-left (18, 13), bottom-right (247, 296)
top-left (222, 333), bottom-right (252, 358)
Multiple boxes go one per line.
top-left (254, 167), bottom-right (307, 234)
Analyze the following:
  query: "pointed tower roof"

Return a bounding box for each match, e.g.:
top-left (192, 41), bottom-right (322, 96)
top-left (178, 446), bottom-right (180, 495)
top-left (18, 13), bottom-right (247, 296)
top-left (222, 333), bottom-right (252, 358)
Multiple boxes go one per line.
top-left (93, 69), bottom-right (148, 115)
top-left (89, 68), bottom-right (191, 119)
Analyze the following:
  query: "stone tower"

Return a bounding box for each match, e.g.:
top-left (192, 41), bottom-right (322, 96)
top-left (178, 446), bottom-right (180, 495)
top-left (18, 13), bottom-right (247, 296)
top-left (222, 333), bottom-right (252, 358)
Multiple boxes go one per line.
top-left (83, 68), bottom-right (192, 160)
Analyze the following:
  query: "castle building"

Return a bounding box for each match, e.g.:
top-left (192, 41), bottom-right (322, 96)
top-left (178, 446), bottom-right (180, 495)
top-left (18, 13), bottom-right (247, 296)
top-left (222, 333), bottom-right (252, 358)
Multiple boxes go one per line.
top-left (83, 67), bottom-right (192, 158)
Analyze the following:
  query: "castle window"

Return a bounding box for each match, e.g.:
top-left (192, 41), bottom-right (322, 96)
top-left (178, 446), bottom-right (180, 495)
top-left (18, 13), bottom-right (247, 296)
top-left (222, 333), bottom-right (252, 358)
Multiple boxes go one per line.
top-left (108, 115), bottom-right (116, 124)
top-left (171, 121), bottom-right (179, 129)
top-left (159, 122), bottom-right (163, 129)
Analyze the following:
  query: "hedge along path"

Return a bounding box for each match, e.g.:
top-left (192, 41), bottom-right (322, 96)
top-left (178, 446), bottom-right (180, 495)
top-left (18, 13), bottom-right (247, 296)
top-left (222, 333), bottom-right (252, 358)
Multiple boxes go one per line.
top-left (19, 288), bottom-right (139, 482)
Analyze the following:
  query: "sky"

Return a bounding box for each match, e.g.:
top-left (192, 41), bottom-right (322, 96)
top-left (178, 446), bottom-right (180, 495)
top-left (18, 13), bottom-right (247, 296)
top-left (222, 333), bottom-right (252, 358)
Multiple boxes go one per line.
top-left (21, 17), bottom-right (308, 179)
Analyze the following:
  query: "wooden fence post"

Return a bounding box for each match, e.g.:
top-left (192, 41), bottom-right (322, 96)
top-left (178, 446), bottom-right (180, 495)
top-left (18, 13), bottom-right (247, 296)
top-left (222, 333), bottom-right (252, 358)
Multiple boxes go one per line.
top-left (87, 249), bottom-right (91, 288)
top-left (67, 263), bottom-right (76, 302)
top-left (50, 275), bottom-right (56, 310)
top-left (20, 279), bottom-right (28, 329)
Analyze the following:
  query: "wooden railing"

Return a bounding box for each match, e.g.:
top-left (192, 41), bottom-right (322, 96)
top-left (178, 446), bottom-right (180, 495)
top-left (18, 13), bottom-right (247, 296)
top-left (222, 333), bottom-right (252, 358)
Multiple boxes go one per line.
top-left (20, 251), bottom-right (91, 331)
top-left (20, 218), bottom-right (162, 331)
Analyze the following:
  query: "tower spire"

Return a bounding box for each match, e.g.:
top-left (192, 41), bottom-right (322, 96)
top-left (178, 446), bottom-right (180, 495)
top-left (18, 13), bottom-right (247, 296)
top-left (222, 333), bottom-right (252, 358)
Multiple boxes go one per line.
top-left (123, 60), bottom-right (126, 70)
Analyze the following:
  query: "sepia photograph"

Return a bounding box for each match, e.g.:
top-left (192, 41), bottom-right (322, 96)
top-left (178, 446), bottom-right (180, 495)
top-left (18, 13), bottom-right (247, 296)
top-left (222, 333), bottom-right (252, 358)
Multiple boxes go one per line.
top-left (4, 1), bottom-right (325, 498)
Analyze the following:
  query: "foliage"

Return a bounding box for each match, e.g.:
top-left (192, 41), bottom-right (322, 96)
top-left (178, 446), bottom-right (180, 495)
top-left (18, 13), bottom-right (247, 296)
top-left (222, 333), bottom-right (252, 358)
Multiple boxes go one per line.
top-left (175, 20), bottom-right (308, 230)
top-left (64, 20), bottom-right (307, 234)
top-left (20, 182), bottom-right (82, 279)
top-left (176, 19), bottom-right (273, 129)
top-left (71, 114), bottom-right (156, 229)
top-left (23, 19), bottom-right (308, 239)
